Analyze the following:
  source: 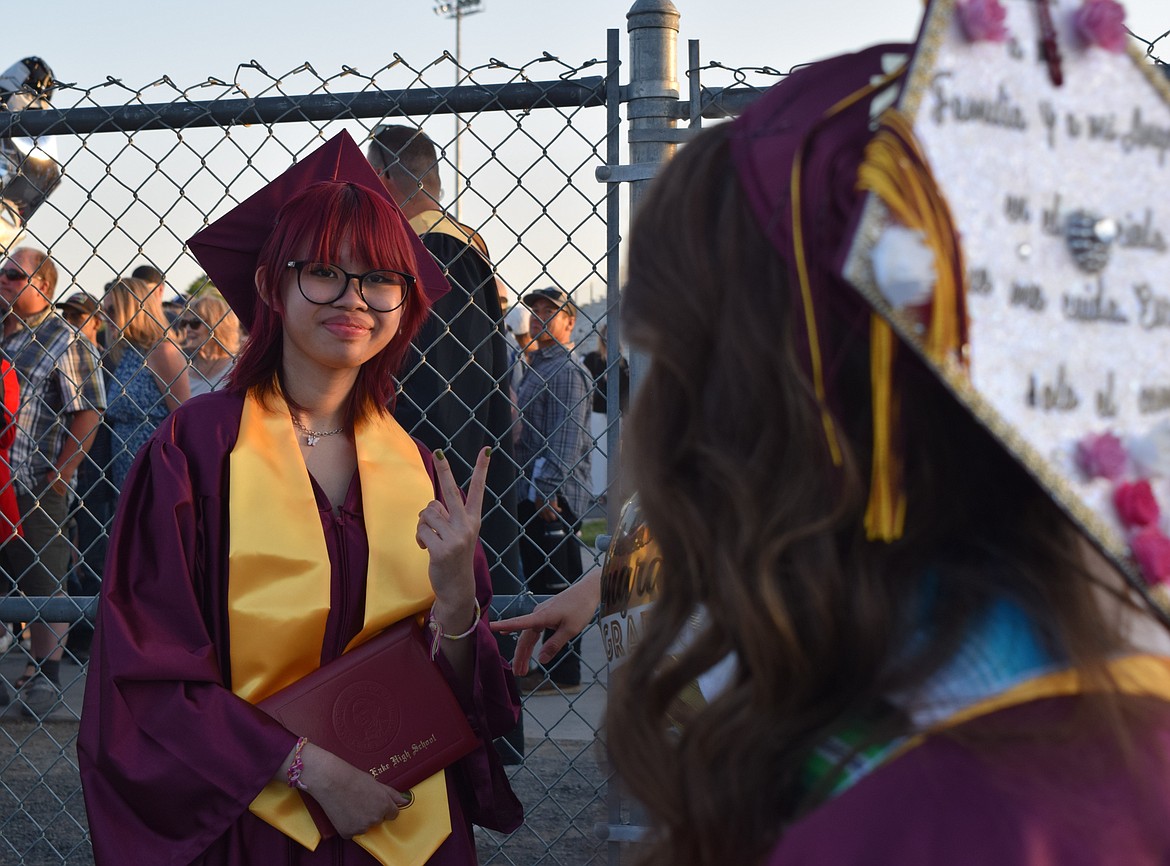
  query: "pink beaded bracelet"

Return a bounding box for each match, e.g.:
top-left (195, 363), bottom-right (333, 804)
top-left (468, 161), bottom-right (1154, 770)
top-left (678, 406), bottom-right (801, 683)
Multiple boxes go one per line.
top-left (286, 736), bottom-right (309, 790)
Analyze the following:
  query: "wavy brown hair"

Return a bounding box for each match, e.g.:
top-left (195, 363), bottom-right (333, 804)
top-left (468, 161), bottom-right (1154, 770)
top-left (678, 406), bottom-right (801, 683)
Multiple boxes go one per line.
top-left (607, 121), bottom-right (1140, 865)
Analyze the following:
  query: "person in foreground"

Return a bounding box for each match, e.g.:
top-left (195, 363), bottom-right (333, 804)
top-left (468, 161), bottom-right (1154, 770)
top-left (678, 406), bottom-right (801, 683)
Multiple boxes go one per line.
top-left (78, 132), bottom-right (522, 865)
top-left (498, 46), bottom-right (1170, 866)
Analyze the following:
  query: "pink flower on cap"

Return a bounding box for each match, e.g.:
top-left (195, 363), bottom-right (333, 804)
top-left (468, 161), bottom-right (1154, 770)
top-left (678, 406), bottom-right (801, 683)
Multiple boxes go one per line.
top-left (957, 0), bottom-right (1010, 43)
top-left (1113, 480), bottom-right (1160, 529)
top-left (1131, 527), bottom-right (1170, 586)
top-left (1076, 432), bottom-right (1127, 481)
top-left (1073, 0), bottom-right (1128, 53)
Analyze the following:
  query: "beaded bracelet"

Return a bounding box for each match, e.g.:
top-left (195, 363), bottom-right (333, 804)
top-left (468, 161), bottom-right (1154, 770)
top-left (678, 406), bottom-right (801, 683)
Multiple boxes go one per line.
top-left (428, 598), bottom-right (482, 660)
top-left (286, 736), bottom-right (309, 790)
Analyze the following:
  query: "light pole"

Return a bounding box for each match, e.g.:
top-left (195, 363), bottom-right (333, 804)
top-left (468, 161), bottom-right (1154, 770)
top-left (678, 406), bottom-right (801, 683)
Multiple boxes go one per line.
top-left (433, 0), bottom-right (483, 222)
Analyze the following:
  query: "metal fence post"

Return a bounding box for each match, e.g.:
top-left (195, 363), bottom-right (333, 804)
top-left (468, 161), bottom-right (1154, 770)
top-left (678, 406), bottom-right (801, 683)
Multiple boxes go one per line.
top-left (605, 26), bottom-right (623, 542)
top-left (626, 0), bottom-right (680, 207)
top-left (625, 0), bottom-right (680, 395)
top-left (593, 6), bottom-right (682, 864)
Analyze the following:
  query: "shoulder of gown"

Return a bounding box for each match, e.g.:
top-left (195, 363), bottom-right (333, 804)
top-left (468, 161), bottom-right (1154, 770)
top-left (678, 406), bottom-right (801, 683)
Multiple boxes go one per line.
top-left (767, 694), bottom-right (1170, 866)
top-left (79, 387), bottom-right (297, 864)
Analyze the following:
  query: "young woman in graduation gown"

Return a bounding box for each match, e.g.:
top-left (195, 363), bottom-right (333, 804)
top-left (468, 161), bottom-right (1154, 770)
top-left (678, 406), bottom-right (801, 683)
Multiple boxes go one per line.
top-left (597, 45), bottom-right (1170, 866)
top-left (78, 133), bottom-right (523, 866)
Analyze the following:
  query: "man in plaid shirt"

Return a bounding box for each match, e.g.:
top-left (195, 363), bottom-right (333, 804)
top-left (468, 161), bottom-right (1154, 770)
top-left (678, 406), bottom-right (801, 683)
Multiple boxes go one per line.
top-left (0, 247), bottom-right (105, 718)
top-left (514, 286), bottom-right (592, 693)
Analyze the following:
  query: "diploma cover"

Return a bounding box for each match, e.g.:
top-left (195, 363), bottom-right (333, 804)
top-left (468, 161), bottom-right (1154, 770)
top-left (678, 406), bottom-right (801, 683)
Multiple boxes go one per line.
top-left (258, 619), bottom-right (478, 837)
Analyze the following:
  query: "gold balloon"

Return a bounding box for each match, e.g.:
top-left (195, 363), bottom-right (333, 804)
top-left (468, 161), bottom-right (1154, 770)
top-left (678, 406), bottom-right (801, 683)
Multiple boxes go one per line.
top-left (599, 495), bottom-right (706, 727)
top-left (599, 494), bottom-right (659, 668)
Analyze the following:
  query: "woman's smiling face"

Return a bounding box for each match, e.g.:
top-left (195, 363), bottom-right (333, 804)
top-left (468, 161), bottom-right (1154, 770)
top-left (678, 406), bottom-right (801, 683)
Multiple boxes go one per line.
top-left (277, 240), bottom-right (406, 376)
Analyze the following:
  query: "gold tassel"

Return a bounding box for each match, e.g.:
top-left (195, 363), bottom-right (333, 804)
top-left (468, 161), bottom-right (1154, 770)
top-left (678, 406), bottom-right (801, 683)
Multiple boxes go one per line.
top-left (856, 109), bottom-right (969, 541)
top-left (788, 69), bottom-right (908, 469)
top-left (864, 316), bottom-right (906, 540)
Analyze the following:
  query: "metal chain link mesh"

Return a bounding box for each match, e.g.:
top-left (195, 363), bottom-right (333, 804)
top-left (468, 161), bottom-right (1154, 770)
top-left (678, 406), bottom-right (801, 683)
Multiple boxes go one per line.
top-left (0, 20), bottom-right (1168, 864)
top-left (0, 51), bottom-right (613, 864)
top-left (1131, 24), bottom-right (1170, 70)
top-left (684, 59), bottom-right (788, 120)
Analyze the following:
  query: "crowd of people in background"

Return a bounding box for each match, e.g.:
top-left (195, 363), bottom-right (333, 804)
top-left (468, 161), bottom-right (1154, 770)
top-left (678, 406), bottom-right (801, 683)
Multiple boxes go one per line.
top-left (0, 126), bottom-right (622, 727)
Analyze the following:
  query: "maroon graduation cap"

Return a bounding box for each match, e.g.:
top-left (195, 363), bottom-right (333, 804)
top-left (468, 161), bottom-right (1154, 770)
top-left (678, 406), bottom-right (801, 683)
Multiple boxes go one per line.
top-left (730, 0), bottom-right (1170, 606)
top-left (187, 130), bottom-right (450, 328)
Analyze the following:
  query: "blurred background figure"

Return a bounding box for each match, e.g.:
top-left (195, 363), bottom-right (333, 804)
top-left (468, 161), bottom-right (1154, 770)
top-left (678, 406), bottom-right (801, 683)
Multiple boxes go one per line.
top-left (55, 292), bottom-right (102, 348)
top-left (0, 248), bottom-right (103, 716)
top-left (177, 292), bottom-right (240, 397)
top-left (100, 277), bottom-right (189, 491)
top-left (55, 290), bottom-right (107, 659)
top-left (514, 286), bottom-right (592, 694)
top-left (504, 304), bottom-right (532, 391)
top-left (369, 124), bottom-right (527, 761)
top-left (582, 323), bottom-right (628, 416)
top-left (131, 263), bottom-right (185, 331)
top-left (582, 322), bottom-right (628, 511)
top-left (0, 353), bottom-right (19, 544)
top-left (130, 263), bottom-right (165, 300)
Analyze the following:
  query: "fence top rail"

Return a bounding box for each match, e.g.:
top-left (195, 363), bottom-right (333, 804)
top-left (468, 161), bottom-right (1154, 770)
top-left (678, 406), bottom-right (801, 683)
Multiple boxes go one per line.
top-left (0, 76), bottom-right (608, 137)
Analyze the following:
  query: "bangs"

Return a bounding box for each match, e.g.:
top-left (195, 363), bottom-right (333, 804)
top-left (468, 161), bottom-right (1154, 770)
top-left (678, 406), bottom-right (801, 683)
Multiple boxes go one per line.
top-left (292, 183), bottom-right (419, 277)
top-left (234, 178), bottom-right (433, 423)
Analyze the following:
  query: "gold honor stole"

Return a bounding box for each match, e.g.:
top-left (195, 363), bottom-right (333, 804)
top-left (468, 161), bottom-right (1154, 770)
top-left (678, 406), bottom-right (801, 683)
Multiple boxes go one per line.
top-left (900, 653), bottom-right (1170, 754)
top-left (228, 390), bottom-right (450, 866)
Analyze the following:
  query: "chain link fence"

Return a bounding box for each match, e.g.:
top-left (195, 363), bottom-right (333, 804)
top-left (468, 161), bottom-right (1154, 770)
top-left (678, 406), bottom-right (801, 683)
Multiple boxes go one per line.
top-left (0, 11), bottom-right (1168, 865)
top-left (0, 47), bottom-right (617, 865)
top-left (1131, 23), bottom-right (1170, 71)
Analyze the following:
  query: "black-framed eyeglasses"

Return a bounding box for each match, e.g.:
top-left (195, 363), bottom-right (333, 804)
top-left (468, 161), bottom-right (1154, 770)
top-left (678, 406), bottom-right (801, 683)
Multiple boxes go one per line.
top-left (0, 267), bottom-right (30, 282)
top-left (286, 261), bottom-right (414, 313)
top-left (174, 318), bottom-right (206, 331)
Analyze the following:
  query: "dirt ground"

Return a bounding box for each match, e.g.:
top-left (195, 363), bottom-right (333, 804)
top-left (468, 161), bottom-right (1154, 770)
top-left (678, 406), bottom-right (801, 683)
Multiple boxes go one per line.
top-left (0, 600), bottom-right (631, 865)
top-left (0, 716), bottom-right (614, 865)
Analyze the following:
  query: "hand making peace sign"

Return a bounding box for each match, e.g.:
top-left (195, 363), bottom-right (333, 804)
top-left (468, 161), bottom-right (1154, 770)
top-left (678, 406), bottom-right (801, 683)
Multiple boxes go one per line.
top-left (416, 446), bottom-right (491, 638)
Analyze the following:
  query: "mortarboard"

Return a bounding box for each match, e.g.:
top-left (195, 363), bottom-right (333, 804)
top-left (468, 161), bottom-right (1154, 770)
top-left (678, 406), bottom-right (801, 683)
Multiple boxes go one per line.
top-left (733, 0), bottom-right (1170, 607)
top-left (187, 130), bottom-right (449, 328)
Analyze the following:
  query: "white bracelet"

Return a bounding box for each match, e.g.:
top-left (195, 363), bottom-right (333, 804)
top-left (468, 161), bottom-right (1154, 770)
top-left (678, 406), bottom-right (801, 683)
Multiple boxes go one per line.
top-left (428, 598), bottom-right (481, 660)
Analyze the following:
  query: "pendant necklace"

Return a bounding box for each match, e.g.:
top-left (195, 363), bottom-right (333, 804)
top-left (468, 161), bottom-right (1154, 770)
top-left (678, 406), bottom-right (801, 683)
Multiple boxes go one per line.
top-left (291, 416), bottom-right (345, 446)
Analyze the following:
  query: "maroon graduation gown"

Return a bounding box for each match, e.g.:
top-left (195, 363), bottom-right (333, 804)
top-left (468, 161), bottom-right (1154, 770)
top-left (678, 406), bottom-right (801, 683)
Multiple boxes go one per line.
top-left (768, 694), bottom-right (1170, 865)
top-left (79, 390), bottom-right (522, 865)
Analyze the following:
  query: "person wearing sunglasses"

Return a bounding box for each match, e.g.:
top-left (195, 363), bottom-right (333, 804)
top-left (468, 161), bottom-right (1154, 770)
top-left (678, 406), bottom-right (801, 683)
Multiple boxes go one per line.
top-left (0, 248), bottom-right (104, 718)
top-left (79, 133), bottom-right (521, 866)
top-left (177, 292), bottom-right (241, 397)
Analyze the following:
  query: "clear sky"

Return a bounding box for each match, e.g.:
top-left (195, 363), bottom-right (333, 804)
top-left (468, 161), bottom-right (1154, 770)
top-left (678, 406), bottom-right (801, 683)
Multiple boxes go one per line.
top-left (26, 0), bottom-right (1170, 90)
top-left (11, 0), bottom-right (1170, 302)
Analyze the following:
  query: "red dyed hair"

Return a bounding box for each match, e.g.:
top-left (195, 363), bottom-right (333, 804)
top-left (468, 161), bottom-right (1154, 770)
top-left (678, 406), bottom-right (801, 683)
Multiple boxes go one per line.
top-left (228, 181), bottom-right (431, 424)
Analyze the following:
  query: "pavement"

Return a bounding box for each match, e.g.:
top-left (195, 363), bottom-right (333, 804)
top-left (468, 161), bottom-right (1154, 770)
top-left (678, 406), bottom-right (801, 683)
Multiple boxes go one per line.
top-left (519, 619), bottom-right (609, 746)
top-left (0, 635), bottom-right (87, 724)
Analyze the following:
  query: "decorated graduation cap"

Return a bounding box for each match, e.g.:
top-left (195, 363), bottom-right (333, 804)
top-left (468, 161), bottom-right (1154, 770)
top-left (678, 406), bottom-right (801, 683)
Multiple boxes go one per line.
top-left (733, 0), bottom-right (1170, 605)
top-left (187, 130), bottom-right (450, 328)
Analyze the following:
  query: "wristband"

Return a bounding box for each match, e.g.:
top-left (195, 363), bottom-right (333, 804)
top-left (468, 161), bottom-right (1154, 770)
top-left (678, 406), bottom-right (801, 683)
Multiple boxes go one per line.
top-left (286, 736), bottom-right (309, 790)
top-left (427, 598), bottom-right (481, 660)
